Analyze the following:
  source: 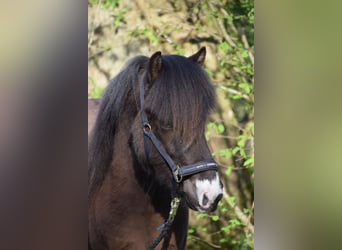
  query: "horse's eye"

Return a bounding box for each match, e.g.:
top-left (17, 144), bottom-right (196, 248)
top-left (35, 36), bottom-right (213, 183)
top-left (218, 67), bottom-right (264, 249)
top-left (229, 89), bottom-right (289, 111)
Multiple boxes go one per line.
top-left (160, 123), bottom-right (173, 131)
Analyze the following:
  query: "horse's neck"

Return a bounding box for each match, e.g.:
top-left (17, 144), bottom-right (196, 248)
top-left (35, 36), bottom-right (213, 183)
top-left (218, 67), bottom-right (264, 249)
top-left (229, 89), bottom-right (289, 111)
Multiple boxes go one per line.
top-left (112, 126), bottom-right (171, 215)
top-left (115, 99), bottom-right (173, 210)
top-left (89, 100), bottom-right (188, 249)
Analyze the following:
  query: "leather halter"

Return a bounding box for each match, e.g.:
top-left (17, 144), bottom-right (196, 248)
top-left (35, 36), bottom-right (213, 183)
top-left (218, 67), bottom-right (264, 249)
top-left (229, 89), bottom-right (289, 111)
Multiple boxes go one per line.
top-left (139, 72), bottom-right (218, 183)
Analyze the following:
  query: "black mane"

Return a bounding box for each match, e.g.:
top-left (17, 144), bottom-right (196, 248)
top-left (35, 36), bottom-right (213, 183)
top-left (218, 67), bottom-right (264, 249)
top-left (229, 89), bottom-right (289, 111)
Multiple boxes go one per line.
top-left (88, 56), bottom-right (148, 196)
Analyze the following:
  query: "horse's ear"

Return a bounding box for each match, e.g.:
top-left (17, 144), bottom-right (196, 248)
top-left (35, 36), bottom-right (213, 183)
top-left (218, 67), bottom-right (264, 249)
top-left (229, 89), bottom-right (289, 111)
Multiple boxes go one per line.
top-left (188, 47), bottom-right (206, 66)
top-left (148, 51), bottom-right (163, 83)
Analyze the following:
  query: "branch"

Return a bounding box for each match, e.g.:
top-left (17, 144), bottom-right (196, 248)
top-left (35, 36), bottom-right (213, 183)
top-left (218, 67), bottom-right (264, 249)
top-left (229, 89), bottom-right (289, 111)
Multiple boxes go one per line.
top-left (214, 84), bottom-right (251, 101)
top-left (210, 135), bottom-right (240, 140)
top-left (189, 235), bottom-right (222, 249)
top-left (241, 32), bottom-right (254, 65)
top-left (223, 190), bottom-right (254, 234)
top-left (207, 0), bottom-right (255, 75)
top-left (221, 6), bottom-right (254, 66)
top-left (246, 201), bottom-right (255, 234)
top-left (88, 46), bottom-right (111, 60)
top-left (206, 1), bottom-right (237, 49)
top-left (88, 0), bottom-right (103, 49)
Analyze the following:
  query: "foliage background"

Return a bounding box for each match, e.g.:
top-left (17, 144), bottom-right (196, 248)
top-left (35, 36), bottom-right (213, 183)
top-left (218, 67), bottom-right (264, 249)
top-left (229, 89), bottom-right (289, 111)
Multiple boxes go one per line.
top-left (88, 0), bottom-right (254, 249)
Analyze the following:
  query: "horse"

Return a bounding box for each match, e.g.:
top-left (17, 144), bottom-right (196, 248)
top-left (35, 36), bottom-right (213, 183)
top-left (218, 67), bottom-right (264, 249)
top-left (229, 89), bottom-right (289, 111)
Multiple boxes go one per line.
top-left (88, 47), bottom-right (223, 250)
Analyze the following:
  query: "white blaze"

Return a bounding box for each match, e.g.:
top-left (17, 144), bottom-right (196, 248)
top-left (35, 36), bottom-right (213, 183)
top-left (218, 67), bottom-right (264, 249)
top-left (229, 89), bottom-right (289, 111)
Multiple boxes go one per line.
top-left (195, 173), bottom-right (223, 211)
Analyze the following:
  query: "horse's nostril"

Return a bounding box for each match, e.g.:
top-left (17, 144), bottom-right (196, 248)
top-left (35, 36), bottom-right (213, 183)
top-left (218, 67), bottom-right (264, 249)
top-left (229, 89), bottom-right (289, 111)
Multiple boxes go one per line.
top-left (202, 193), bottom-right (209, 206)
top-left (215, 193), bottom-right (223, 204)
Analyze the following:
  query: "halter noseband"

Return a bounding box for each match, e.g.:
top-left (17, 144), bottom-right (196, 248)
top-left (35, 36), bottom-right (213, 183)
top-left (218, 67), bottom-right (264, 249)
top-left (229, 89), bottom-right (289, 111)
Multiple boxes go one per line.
top-left (139, 72), bottom-right (218, 183)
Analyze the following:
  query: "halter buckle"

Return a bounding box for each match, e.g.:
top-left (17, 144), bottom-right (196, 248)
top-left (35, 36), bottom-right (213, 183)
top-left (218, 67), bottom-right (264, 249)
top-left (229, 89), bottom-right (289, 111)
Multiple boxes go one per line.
top-left (173, 165), bottom-right (183, 183)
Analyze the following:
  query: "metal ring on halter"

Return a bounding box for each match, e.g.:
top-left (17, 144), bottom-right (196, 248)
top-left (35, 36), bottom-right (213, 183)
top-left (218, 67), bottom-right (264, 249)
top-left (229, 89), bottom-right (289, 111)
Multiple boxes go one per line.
top-left (173, 165), bottom-right (182, 183)
top-left (143, 123), bottom-right (152, 133)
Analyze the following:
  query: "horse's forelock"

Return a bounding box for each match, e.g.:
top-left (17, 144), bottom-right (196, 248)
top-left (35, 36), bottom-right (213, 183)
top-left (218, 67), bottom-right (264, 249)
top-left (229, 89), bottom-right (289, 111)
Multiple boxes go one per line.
top-left (147, 55), bottom-right (216, 137)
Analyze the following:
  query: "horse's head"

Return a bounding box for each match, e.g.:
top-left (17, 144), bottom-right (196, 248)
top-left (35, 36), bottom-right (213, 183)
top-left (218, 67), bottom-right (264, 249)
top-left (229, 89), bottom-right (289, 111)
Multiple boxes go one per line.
top-left (131, 47), bottom-right (223, 213)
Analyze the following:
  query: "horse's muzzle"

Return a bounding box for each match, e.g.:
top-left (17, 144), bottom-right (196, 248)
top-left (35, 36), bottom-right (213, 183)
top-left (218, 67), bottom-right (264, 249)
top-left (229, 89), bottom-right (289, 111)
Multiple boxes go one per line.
top-left (197, 192), bottom-right (223, 213)
top-left (182, 171), bottom-right (223, 213)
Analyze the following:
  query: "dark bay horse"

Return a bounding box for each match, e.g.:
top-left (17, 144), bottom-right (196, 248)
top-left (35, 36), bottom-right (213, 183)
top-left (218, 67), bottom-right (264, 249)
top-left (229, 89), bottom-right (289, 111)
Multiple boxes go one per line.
top-left (88, 47), bottom-right (223, 250)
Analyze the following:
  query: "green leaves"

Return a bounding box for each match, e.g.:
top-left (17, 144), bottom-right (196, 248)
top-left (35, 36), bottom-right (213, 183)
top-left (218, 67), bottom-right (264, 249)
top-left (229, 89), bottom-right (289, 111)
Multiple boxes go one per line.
top-left (207, 122), bottom-right (225, 135)
top-left (239, 82), bottom-right (253, 94)
top-left (89, 0), bottom-right (120, 9)
top-left (225, 166), bottom-right (233, 176)
top-left (113, 7), bottom-right (127, 26)
top-left (88, 77), bottom-right (104, 99)
top-left (243, 157), bottom-right (254, 167)
top-left (211, 215), bottom-right (220, 221)
top-left (227, 196), bottom-right (236, 207)
top-left (222, 226), bottom-right (231, 234)
top-left (229, 219), bottom-right (242, 227)
top-left (142, 28), bottom-right (159, 45)
top-left (217, 148), bottom-right (232, 160)
top-left (196, 213), bottom-right (208, 219)
top-left (130, 27), bottom-right (159, 46)
top-left (219, 42), bottom-right (230, 52)
top-left (89, 85), bottom-right (104, 99)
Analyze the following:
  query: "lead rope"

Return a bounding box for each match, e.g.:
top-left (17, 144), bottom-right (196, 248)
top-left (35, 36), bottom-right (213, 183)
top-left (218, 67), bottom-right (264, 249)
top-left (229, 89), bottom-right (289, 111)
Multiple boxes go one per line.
top-left (147, 197), bottom-right (180, 250)
top-left (147, 180), bottom-right (180, 250)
